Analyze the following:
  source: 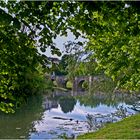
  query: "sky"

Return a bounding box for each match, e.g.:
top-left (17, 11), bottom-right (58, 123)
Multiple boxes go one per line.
top-left (41, 30), bottom-right (87, 59)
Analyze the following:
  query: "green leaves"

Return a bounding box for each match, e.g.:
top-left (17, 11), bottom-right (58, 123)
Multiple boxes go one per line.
top-left (84, 2), bottom-right (140, 91)
top-left (0, 1), bottom-right (76, 113)
top-left (13, 18), bottom-right (21, 29)
top-left (61, 1), bottom-right (140, 91)
top-left (0, 9), bottom-right (21, 30)
top-left (0, 102), bottom-right (15, 113)
top-left (51, 46), bottom-right (61, 57)
top-left (0, 1), bottom-right (140, 113)
top-left (0, 9), bottom-right (12, 26)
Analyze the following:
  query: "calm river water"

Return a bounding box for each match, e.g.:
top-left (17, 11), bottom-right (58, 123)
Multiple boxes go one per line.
top-left (0, 90), bottom-right (139, 139)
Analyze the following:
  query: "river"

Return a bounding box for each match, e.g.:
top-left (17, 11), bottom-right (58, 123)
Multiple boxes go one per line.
top-left (0, 90), bottom-right (139, 139)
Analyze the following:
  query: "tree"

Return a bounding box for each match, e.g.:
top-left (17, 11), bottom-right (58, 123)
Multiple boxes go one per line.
top-left (68, 1), bottom-right (140, 91)
top-left (54, 54), bottom-right (69, 76)
top-left (0, 1), bottom-right (140, 113)
top-left (0, 1), bottom-right (78, 113)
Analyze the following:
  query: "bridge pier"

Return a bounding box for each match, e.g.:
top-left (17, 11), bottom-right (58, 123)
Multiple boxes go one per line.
top-left (72, 76), bottom-right (94, 92)
top-left (88, 76), bottom-right (93, 93)
top-left (73, 77), bottom-right (78, 91)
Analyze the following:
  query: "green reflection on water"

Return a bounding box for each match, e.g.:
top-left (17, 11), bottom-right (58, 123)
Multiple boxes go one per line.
top-left (0, 77), bottom-right (138, 139)
top-left (0, 95), bottom-right (43, 139)
top-left (59, 96), bottom-right (76, 113)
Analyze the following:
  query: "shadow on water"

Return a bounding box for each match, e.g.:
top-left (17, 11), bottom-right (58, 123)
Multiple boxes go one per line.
top-left (0, 95), bottom-right (43, 139)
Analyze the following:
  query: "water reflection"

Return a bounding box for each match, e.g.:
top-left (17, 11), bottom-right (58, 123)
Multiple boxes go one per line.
top-left (45, 90), bottom-right (139, 110)
top-left (29, 90), bottom-right (139, 139)
top-left (0, 90), bottom-right (139, 139)
top-left (86, 105), bottom-right (134, 131)
top-left (0, 95), bottom-right (43, 139)
top-left (77, 91), bottom-right (138, 108)
top-left (59, 96), bottom-right (76, 113)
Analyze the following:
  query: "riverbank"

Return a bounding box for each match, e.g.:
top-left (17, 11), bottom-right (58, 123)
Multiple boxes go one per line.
top-left (53, 86), bottom-right (68, 92)
top-left (77, 114), bottom-right (140, 139)
top-left (52, 80), bottom-right (72, 91)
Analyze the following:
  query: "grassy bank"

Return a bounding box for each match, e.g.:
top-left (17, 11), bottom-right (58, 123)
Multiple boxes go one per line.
top-left (77, 114), bottom-right (140, 139)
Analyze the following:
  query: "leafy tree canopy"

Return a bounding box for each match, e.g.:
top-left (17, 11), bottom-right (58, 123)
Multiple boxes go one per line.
top-left (68, 1), bottom-right (140, 91)
top-left (0, 1), bottom-right (140, 113)
top-left (0, 1), bottom-right (78, 113)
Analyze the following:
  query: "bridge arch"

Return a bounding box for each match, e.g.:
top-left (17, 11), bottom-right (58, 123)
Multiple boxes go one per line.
top-left (73, 76), bottom-right (93, 91)
top-left (77, 79), bottom-right (86, 90)
top-left (50, 75), bottom-right (94, 91)
top-left (55, 76), bottom-right (68, 88)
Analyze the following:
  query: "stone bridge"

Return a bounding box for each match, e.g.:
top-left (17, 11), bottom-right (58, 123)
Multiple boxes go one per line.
top-left (53, 75), bottom-right (95, 91)
top-left (55, 76), bottom-right (68, 88)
